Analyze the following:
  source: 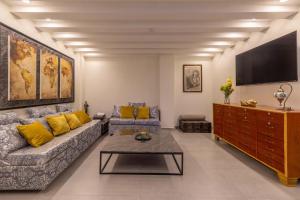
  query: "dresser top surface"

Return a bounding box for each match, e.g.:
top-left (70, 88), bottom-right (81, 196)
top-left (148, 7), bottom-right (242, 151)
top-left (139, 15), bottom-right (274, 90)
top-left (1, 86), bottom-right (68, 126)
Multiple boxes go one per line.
top-left (214, 103), bottom-right (300, 114)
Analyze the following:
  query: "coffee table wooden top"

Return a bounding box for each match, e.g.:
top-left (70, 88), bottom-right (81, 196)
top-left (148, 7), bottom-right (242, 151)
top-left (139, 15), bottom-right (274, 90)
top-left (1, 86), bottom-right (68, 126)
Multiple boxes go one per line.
top-left (101, 129), bottom-right (183, 154)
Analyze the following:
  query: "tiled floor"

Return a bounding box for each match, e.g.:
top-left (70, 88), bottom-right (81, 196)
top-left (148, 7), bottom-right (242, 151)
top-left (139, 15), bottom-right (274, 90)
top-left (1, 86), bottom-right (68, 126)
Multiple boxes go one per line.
top-left (1, 129), bottom-right (300, 200)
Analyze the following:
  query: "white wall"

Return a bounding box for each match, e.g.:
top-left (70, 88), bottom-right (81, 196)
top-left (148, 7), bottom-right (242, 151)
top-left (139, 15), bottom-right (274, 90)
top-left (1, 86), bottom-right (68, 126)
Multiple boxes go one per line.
top-left (175, 56), bottom-right (213, 123)
top-left (159, 55), bottom-right (176, 128)
top-left (84, 56), bottom-right (160, 117)
top-left (212, 12), bottom-right (300, 109)
top-left (0, 2), bottom-right (82, 116)
top-left (84, 55), bottom-right (211, 128)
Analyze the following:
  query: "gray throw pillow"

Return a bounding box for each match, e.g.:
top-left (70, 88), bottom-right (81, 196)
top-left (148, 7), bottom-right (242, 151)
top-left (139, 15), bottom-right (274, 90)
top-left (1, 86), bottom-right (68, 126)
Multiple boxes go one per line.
top-left (27, 106), bottom-right (56, 118)
top-left (0, 123), bottom-right (28, 159)
top-left (56, 104), bottom-right (73, 112)
top-left (0, 112), bottom-right (19, 125)
top-left (150, 106), bottom-right (159, 119)
top-left (112, 105), bottom-right (121, 118)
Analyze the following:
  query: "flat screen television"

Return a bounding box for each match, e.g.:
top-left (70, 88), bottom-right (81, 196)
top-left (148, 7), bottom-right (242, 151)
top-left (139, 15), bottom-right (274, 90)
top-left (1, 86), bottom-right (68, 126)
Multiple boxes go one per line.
top-left (236, 31), bottom-right (298, 86)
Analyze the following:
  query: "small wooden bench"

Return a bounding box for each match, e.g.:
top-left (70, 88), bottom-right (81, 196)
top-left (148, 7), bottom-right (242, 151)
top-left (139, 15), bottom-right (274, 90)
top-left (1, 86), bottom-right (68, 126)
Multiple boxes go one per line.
top-left (178, 115), bottom-right (211, 133)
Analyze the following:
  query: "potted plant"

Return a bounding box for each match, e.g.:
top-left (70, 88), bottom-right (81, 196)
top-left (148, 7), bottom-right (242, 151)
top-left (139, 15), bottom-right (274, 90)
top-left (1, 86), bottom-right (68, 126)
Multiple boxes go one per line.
top-left (220, 78), bottom-right (234, 104)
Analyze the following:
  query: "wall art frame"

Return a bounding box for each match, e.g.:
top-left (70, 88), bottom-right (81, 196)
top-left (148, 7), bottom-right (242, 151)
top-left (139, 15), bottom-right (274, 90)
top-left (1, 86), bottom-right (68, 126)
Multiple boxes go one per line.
top-left (183, 64), bottom-right (203, 93)
top-left (0, 22), bottom-right (75, 110)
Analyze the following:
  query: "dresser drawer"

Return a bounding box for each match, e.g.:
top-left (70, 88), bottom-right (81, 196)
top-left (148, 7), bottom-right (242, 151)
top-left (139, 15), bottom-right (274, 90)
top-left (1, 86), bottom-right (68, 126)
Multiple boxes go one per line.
top-left (257, 152), bottom-right (284, 172)
top-left (257, 135), bottom-right (284, 156)
top-left (256, 111), bottom-right (284, 123)
top-left (258, 147), bottom-right (284, 164)
top-left (239, 125), bottom-right (257, 138)
top-left (257, 121), bottom-right (284, 140)
top-left (239, 143), bottom-right (256, 156)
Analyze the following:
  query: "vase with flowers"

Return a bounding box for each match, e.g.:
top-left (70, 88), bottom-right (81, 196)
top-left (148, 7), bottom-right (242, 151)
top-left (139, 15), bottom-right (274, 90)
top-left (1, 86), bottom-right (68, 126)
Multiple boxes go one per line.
top-left (220, 78), bottom-right (234, 104)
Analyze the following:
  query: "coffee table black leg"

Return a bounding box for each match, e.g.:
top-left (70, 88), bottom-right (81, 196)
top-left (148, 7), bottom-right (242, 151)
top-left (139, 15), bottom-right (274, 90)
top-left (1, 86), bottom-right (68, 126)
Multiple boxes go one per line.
top-left (172, 153), bottom-right (184, 175)
top-left (100, 152), bottom-right (113, 174)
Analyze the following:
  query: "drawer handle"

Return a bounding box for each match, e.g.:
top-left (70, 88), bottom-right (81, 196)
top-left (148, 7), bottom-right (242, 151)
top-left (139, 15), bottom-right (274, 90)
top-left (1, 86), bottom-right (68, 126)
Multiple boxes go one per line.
top-left (267, 122), bottom-right (271, 125)
top-left (266, 125), bottom-right (275, 129)
top-left (268, 112), bottom-right (271, 116)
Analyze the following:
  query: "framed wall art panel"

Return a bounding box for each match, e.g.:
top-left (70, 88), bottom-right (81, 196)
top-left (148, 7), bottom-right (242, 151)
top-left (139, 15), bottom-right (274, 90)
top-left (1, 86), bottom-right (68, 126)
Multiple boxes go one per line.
top-left (0, 22), bottom-right (75, 110)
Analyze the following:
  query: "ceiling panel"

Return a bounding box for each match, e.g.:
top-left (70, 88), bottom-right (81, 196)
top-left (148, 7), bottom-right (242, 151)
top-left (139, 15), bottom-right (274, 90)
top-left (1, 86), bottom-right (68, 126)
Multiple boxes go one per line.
top-left (3, 0), bottom-right (300, 58)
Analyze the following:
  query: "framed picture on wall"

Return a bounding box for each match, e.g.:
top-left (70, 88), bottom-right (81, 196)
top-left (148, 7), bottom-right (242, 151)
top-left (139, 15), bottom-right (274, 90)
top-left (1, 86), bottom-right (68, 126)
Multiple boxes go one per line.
top-left (183, 64), bottom-right (202, 92)
top-left (0, 21), bottom-right (75, 110)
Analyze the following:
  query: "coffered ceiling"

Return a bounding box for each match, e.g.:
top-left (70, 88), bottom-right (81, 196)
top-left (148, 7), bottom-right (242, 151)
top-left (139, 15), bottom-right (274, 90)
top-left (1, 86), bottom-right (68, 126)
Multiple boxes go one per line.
top-left (3, 0), bottom-right (300, 58)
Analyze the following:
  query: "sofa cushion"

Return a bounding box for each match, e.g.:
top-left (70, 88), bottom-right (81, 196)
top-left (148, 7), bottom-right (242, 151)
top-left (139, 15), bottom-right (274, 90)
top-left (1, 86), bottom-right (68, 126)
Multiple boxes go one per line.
top-left (134, 118), bottom-right (160, 126)
top-left (27, 107), bottom-right (56, 118)
top-left (19, 117), bottom-right (52, 132)
top-left (0, 123), bottom-right (27, 159)
top-left (56, 104), bottom-right (73, 113)
top-left (110, 117), bottom-right (135, 125)
top-left (0, 112), bottom-right (19, 125)
top-left (150, 106), bottom-right (159, 119)
top-left (136, 106), bottom-right (150, 119)
top-left (120, 106), bottom-right (135, 119)
top-left (5, 120), bottom-right (99, 166)
top-left (46, 115), bottom-right (71, 136)
top-left (112, 105), bottom-right (121, 117)
top-left (17, 122), bottom-right (54, 147)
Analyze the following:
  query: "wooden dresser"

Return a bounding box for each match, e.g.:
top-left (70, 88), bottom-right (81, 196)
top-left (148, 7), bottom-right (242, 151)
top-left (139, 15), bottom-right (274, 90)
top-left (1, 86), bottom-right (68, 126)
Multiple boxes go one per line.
top-left (213, 103), bottom-right (300, 186)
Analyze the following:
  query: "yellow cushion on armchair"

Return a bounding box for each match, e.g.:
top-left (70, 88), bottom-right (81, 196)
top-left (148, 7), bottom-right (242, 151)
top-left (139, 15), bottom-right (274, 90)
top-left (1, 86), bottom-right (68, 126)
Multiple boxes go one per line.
top-left (136, 106), bottom-right (150, 119)
top-left (120, 106), bottom-right (134, 119)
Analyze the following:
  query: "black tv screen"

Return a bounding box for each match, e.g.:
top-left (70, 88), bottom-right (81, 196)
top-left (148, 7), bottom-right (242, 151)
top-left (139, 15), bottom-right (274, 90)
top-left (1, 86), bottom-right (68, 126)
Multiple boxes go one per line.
top-left (236, 31), bottom-right (298, 86)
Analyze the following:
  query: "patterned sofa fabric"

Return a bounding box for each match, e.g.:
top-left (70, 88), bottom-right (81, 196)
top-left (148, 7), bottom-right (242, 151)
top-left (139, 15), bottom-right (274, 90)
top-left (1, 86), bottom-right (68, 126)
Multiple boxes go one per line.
top-left (0, 112), bottom-right (19, 125)
top-left (26, 106), bottom-right (56, 118)
top-left (110, 117), bottom-right (135, 125)
top-left (134, 118), bottom-right (160, 126)
top-left (56, 104), bottom-right (73, 113)
top-left (0, 120), bottom-right (102, 191)
top-left (0, 123), bottom-right (28, 159)
top-left (109, 124), bottom-right (160, 134)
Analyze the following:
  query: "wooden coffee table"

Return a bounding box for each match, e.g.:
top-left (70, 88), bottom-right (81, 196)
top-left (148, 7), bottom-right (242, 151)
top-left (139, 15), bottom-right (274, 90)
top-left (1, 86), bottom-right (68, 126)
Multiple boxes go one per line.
top-left (99, 129), bottom-right (184, 175)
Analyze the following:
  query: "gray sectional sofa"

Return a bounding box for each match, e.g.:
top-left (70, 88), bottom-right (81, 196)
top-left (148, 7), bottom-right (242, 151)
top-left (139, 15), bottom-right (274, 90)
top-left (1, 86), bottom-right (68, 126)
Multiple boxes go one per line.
top-left (0, 106), bottom-right (102, 191)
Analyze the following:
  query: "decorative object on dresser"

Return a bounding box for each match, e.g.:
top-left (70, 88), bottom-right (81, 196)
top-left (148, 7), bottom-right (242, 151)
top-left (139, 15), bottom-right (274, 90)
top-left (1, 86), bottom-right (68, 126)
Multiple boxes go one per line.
top-left (220, 78), bottom-right (234, 104)
top-left (179, 115), bottom-right (211, 133)
top-left (240, 99), bottom-right (257, 107)
top-left (274, 83), bottom-right (293, 111)
top-left (213, 103), bottom-right (300, 186)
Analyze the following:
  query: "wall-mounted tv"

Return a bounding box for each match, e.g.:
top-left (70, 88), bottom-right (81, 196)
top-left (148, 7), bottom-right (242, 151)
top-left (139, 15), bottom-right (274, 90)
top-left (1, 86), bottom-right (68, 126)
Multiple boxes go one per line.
top-left (236, 31), bottom-right (298, 86)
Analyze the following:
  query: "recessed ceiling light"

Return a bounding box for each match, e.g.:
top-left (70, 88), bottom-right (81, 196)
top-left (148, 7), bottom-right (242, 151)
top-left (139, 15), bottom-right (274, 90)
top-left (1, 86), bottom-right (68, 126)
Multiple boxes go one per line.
top-left (279, 0), bottom-right (288, 2)
top-left (252, 18), bottom-right (256, 21)
top-left (46, 18), bottom-right (52, 22)
top-left (22, 0), bottom-right (31, 4)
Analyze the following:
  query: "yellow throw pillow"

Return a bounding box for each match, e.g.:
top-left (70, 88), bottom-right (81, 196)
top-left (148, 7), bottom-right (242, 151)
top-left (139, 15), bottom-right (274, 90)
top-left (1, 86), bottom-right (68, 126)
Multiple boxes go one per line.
top-left (64, 113), bottom-right (82, 130)
top-left (120, 106), bottom-right (134, 119)
top-left (136, 106), bottom-right (150, 119)
top-left (73, 111), bottom-right (92, 124)
top-left (46, 115), bottom-right (70, 136)
top-left (17, 122), bottom-right (54, 147)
